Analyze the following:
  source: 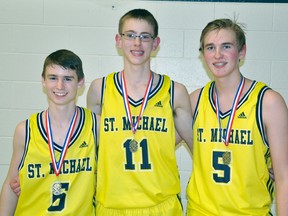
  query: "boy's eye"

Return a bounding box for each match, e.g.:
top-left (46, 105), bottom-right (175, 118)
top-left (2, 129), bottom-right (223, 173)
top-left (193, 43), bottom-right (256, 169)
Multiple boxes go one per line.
top-left (140, 34), bottom-right (151, 39)
top-left (121, 32), bottom-right (154, 42)
top-left (206, 46), bottom-right (214, 51)
top-left (126, 33), bottom-right (136, 39)
top-left (64, 77), bottom-right (73, 82)
top-left (223, 45), bottom-right (231, 49)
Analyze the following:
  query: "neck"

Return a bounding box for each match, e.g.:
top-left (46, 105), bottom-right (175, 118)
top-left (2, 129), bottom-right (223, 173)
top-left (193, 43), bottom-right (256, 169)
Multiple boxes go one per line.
top-left (122, 69), bottom-right (152, 85)
top-left (122, 62), bottom-right (151, 81)
top-left (47, 105), bottom-right (77, 124)
top-left (214, 73), bottom-right (243, 95)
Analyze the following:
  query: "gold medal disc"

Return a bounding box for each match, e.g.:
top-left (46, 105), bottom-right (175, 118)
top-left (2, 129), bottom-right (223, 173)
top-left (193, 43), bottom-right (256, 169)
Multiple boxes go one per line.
top-left (222, 151), bottom-right (231, 165)
top-left (129, 139), bottom-right (138, 153)
top-left (52, 182), bottom-right (62, 195)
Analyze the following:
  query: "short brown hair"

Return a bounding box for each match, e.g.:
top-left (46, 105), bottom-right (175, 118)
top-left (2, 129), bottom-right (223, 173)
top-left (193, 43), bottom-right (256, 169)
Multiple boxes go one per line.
top-left (199, 18), bottom-right (246, 53)
top-left (118, 8), bottom-right (158, 38)
top-left (42, 49), bottom-right (84, 81)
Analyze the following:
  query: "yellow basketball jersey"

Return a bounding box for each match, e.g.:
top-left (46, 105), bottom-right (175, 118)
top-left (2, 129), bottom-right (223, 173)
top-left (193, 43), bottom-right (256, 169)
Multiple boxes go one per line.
top-left (15, 107), bottom-right (97, 216)
top-left (96, 72), bottom-right (180, 209)
top-left (186, 81), bottom-right (274, 216)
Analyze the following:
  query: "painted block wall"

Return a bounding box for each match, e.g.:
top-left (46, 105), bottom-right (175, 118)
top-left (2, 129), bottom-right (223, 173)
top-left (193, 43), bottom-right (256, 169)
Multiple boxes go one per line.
top-left (1, 0), bottom-right (287, 214)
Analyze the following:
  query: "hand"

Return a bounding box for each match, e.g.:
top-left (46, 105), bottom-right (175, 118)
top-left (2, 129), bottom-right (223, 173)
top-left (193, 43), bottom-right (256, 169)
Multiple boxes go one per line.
top-left (10, 175), bottom-right (21, 197)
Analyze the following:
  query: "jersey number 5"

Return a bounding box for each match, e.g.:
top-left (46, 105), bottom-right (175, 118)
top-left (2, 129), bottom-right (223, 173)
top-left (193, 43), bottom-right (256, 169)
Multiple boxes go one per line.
top-left (212, 151), bottom-right (231, 183)
top-left (48, 182), bottom-right (69, 212)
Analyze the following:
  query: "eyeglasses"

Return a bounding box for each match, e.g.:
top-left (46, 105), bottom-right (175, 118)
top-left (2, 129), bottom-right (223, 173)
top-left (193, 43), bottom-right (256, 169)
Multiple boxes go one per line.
top-left (121, 32), bottom-right (154, 42)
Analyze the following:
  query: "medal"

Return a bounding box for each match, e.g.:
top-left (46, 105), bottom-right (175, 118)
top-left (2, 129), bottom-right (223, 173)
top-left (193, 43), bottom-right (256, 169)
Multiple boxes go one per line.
top-left (52, 182), bottom-right (62, 195)
top-left (46, 108), bottom-right (78, 176)
top-left (129, 139), bottom-right (138, 152)
top-left (121, 71), bottom-right (154, 149)
top-left (214, 75), bottom-right (245, 166)
top-left (214, 75), bottom-right (245, 146)
top-left (222, 151), bottom-right (231, 165)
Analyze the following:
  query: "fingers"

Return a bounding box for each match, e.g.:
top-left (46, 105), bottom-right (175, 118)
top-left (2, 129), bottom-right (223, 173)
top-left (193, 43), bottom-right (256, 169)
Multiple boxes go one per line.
top-left (9, 176), bottom-right (21, 197)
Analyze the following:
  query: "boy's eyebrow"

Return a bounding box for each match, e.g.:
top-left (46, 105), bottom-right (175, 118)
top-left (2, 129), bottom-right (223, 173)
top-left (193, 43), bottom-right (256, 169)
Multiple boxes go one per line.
top-left (46, 74), bottom-right (75, 79)
top-left (46, 74), bottom-right (56, 77)
top-left (64, 75), bottom-right (75, 79)
top-left (222, 42), bottom-right (234, 46)
top-left (204, 42), bottom-right (234, 47)
top-left (123, 30), bottom-right (153, 35)
top-left (204, 43), bottom-right (214, 47)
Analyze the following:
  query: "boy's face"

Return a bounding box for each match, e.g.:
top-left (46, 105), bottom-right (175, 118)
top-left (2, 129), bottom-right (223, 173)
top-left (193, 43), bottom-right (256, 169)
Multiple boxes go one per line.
top-left (42, 64), bottom-right (84, 106)
top-left (202, 28), bottom-right (246, 78)
top-left (116, 18), bottom-right (160, 67)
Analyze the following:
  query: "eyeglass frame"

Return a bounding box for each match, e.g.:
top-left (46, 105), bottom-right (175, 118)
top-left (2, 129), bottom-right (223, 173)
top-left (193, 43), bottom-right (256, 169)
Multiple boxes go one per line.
top-left (121, 32), bottom-right (155, 42)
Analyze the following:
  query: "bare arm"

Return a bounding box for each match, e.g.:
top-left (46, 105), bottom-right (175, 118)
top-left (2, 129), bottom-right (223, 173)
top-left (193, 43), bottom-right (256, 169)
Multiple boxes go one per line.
top-left (189, 88), bottom-right (202, 118)
top-left (87, 78), bottom-right (104, 115)
top-left (263, 89), bottom-right (288, 216)
top-left (0, 121), bottom-right (26, 215)
top-left (173, 82), bottom-right (193, 152)
top-left (185, 88), bottom-right (202, 155)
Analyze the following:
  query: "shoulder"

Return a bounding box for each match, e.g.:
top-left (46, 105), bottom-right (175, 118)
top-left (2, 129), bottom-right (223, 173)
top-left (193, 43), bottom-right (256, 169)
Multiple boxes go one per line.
top-left (262, 88), bottom-right (287, 111)
top-left (15, 120), bottom-right (27, 133)
top-left (171, 81), bottom-right (191, 111)
top-left (173, 81), bottom-right (189, 101)
top-left (189, 81), bottom-right (214, 114)
top-left (79, 106), bottom-right (98, 118)
top-left (88, 72), bottom-right (118, 93)
top-left (173, 81), bottom-right (188, 94)
top-left (190, 88), bottom-right (202, 102)
top-left (89, 77), bottom-right (104, 91)
top-left (87, 77), bottom-right (105, 108)
top-left (13, 120), bottom-right (28, 149)
top-left (261, 88), bottom-right (288, 132)
top-left (189, 88), bottom-right (202, 112)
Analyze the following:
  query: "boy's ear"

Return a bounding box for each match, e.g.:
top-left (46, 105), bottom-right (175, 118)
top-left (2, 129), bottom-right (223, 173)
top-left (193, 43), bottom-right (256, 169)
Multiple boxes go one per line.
top-left (152, 36), bottom-right (160, 51)
top-left (239, 44), bottom-right (247, 60)
top-left (78, 78), bottom-right (85, 88)
top-left (115, 34), bottom-right (122, 48)
top-left (41, 76), bottom-right (46, 87)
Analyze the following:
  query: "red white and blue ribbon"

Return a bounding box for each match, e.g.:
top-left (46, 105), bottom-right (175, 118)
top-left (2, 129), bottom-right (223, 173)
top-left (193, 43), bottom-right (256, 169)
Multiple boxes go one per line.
top-left (214, 75), bottom-right (245, 146)
top-left (46, 108), bottom-right (78, 176)
top-left (121, 71), bottom-right (153, 134)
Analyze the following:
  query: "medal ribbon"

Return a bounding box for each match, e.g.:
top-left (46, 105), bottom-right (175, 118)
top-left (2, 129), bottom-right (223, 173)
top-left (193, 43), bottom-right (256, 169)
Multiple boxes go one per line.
top-left (46, 108), bottom-right (78, 176)
top-left (214, 75), bottom-right (245, 146)
top-left (121, 71), bottom-right (153, 134)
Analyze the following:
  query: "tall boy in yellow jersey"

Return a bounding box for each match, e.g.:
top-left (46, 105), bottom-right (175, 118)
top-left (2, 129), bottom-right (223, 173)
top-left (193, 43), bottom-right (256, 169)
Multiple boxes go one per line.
top-left (0, 49), bottom-right (97, 216)
top-left (87, 9), bottom-right (192, 215)
top-left (187, 18), bottom-right (288, 215)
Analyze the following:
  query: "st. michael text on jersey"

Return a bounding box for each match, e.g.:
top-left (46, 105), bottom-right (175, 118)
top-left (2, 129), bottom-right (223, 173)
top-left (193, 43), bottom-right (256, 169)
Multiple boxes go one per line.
top-left (27, 157), bottom-right (92, 178)
top-left (103, 116), bottom-right (168, 132)
top-left (197, 128), bottom-right (254, 145)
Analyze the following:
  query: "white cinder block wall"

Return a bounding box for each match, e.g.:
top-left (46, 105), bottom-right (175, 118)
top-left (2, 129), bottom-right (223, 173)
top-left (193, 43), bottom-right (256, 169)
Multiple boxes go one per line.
top-left (0, 0), bottom-right (287, 214)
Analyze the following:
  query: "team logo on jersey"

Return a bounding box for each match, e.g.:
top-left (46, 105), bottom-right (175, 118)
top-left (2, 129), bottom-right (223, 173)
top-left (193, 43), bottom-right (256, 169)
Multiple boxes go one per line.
top-left (79, 141), bottom-right (88, 148)
top-left (238, 112), bottom-right (247, 119)
top-left (154, 101), bottom-right (163, 107)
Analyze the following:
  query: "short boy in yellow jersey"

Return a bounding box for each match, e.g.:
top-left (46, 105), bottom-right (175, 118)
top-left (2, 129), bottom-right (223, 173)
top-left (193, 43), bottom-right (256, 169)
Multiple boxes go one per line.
top-left (87, 9), bottom-right (192, 215)
top-left (0, 49), bottom-right (97, 216)
top-left (187, 18), bottom-right (288, 216)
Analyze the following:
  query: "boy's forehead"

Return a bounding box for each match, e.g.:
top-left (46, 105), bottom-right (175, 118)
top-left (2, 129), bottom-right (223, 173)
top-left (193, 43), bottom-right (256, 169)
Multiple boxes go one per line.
top-left (45, 64), bottom-right (76, 76)
top-left (122, 18), bottom-right (154, 34)
top-left (204, 29), bottom-right (236, 44)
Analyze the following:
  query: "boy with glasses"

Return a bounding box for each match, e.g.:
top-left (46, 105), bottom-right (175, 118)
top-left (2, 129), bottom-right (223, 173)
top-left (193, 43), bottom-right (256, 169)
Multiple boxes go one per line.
top-left (87, 8), bottom-right (192, 215)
